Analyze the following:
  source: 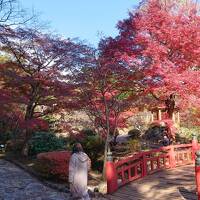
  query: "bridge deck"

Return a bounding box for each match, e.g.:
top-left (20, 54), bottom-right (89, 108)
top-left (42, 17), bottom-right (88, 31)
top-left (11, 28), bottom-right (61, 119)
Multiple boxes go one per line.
top-left (107, 165), bottom-right (197, 200)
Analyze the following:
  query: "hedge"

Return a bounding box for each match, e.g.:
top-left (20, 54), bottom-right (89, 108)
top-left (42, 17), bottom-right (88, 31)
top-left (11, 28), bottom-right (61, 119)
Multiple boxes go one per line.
top-left (36, 151), bottom-right (71, 180)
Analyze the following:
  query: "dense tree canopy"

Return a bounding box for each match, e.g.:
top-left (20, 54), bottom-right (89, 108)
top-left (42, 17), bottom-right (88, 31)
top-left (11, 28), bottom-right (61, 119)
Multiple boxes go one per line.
top-left (107, 0), bottom-right (200, 110)
top-left (1, 0), bottom-right (200, 159)
top-left (0, 27), bottom-right (94, 154)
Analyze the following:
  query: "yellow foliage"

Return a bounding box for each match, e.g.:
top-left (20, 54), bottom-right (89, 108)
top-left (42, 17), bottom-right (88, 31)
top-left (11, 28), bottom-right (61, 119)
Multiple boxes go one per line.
top-left (128, 139), bottom-right (141, 152)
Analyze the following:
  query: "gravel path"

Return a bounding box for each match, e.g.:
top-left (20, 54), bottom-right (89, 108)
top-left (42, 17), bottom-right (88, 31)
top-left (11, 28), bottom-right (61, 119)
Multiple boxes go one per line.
top-left (0, 159), bottom-right (71, 200)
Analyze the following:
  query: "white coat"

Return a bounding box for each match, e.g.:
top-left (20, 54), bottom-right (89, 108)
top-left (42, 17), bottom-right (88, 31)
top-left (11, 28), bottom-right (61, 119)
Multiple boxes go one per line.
top-left (69, 152), bottom-right (91, 200)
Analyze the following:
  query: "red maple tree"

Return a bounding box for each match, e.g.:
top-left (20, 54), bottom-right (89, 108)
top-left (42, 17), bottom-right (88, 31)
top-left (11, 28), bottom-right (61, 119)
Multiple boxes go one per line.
top-left (106, 0), bottom-right (200, 121)
top-left (0, 27), bottom-right (93, 155)
top-left (75, 37), bottom-right (145, 177)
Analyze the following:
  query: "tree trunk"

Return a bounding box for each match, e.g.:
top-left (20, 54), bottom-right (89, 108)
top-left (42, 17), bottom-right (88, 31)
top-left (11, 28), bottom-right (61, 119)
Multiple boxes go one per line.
top-left (21, 129), bottom-right (32, 156)
top-left (102, 129), bottom-right (110, 180)
top-left (165, 94), bottom-right (175, 118)
top-left (21, 102), bottom-right (35, 156)
top-left (102, 94), bottom-right (110, 180)
top-left (21, 141), bottom-right (29, 156)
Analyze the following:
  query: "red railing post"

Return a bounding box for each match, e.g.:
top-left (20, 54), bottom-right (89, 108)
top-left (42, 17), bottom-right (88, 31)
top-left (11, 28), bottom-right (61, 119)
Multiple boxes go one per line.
top-left (142, 153), bottom-right (147, 177)
top-left (192, 133), bottom-right (198, 161)
top-left (195, 151), bottom-right (200, 200)
top-left (106, 151), bottom-right (118, 194)
top-left (169, 145), bottom-right (176, 168)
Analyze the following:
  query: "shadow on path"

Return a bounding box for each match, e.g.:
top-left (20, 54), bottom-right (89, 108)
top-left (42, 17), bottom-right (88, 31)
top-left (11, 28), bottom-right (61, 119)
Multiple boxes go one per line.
top-left (178, 186), bottom-right (197, 200)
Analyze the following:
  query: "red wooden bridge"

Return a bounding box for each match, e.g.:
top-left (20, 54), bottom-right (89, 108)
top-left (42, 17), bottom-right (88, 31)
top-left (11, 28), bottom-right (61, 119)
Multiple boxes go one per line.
top-left (106, 136), bottom-right (200, 200)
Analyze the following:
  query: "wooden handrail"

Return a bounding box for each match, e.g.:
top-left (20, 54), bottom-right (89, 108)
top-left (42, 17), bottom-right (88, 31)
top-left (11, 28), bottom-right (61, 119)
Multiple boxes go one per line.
top-left (106, 142), bottom-right (198, 194)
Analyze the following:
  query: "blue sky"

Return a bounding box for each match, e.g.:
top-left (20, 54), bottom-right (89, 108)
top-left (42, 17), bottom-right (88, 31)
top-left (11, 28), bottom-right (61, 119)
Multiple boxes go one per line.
top-left (20, 0), bottom-right (140, 46)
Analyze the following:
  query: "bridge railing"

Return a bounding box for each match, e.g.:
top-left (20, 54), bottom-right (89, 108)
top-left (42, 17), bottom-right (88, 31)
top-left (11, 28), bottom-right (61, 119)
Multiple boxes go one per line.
top-left (174, 144), bottom-right (193, 166)
top-left (106, 137), bottom-right (198, 194)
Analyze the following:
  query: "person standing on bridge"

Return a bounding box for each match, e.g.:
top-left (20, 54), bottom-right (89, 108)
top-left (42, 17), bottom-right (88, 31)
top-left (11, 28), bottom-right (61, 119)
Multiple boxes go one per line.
top-left (69, 143), bottom-right (91, 200)
top-left (163, 135), bottom-right (170, 146)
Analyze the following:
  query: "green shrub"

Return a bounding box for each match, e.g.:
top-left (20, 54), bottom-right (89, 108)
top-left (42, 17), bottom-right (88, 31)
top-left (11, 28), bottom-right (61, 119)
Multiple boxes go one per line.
top-left (67, 130), bottom-right (104, 172)
top-left (176, 126), bottom-right (200, 143)
top-left (0, 131), bottom-right (12, 144)
top-left (42, 115), bottom-right (58, 132)
top-left (83, 135), bottom-right (104, 171)
top-left (29, 132), bottom-right (65, 156)
top-left (80, 128), bottom-right (96, 136)
top-left (128, 139), bottom-right (141, 152)
top-left (71, 134), bottom-right (105, 171)
top-left (6, 139), bottom-right (24, 152)
top-left (128, 129), bottom-right (141, 139)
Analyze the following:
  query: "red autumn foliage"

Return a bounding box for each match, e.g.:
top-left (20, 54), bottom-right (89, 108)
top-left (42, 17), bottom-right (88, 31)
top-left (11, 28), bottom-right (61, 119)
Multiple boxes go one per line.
top-left (101, 0), bottom-right (200, 126)
top-left (69, 131), bottom-right (86, 142)
top-left (0, 103), bottom-right (24, 136)
top-left (20, 118), bottom-right (49, 131)
top-left (77, 37), bottom-right (144, 138)
top-left (36, 151), bottom-right (71, 180)
top-left (75, 36), bottom-right (146, 175)
top-left (0, 27), bottom-right (94, 154)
